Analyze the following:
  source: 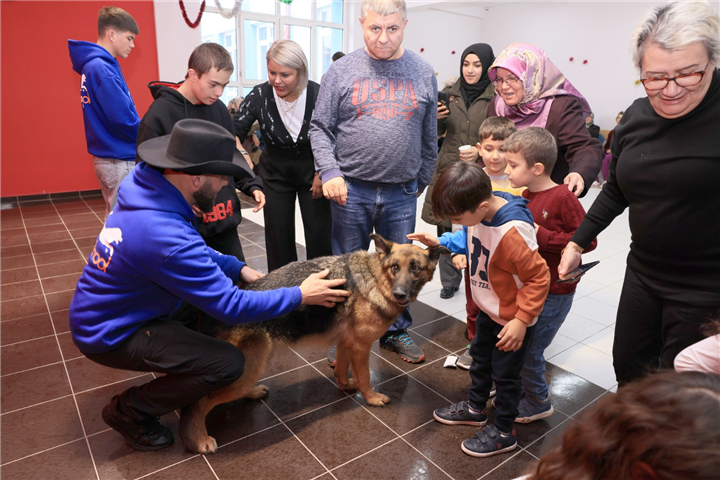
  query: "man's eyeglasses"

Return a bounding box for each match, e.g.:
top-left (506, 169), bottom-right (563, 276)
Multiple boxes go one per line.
top-left (492, 75), bottom-right (522, 87)
top-left (640, 62), bottom-right (710, 91)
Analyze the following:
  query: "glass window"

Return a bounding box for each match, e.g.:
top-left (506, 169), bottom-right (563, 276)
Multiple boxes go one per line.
top-left (284, 25), bottom-right (312, 73)
top-left (242, 0), bottom-right (275, 15)
top-left (316, 0), bottom-right (343, 24)
top-left (279, 0), bottom-right (312, 19)
top-left (222, 86), bottom-right (239, 108)
top-left (200, 12), bottom-right (238, 82)
top-left (243, 87), bottom-right (254, 97)
top-left (316, 26), bottom-right (343, 80)
top-left (244, 19), bottom-right (276, 81)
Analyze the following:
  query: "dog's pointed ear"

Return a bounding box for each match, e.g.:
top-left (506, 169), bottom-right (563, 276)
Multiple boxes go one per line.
top-left (370, 234), bottom-right (393, 256)
top-left (427, 245), bottom-right (451, 262)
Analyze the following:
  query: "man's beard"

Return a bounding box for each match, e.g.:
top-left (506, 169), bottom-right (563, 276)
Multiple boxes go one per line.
top-left (192, 182), bottom-right (217, 214)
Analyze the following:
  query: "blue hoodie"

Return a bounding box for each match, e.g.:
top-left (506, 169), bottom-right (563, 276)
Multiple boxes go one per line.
top-left (68, 40), bottom-right (140, 161)
top-left (69, 162), bottom-right (302, 353)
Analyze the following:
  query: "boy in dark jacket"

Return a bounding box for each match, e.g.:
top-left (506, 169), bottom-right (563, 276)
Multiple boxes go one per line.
top-left (138, 43), bottom-right (264, 261)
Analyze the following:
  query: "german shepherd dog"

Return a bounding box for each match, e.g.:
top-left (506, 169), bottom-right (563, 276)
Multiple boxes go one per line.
top-left (178, 234), bottom-right (449, 453)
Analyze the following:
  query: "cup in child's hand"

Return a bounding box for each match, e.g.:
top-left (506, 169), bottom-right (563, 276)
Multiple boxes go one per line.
top-left (459, 145), bottom-right (472, 152)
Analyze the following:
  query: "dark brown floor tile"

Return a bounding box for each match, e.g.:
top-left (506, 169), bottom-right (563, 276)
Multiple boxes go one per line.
top-left (411, 315), bottom-right (470, 353)
top-left (89, 417), bottom-right (197, 480)
top-left (70, 226), bottom-right (103, 239)
top-left (403, 421), bottom-right (517, 480)
top-left (370, 334), bottom-right (450, 373)
top-left (57, 332), bottom-right (84, 360)
top-left (409, 359), bottom-right (472, 405)
top-left (514, 408), bottom-right (569, 448)
top-left (53, 199), bottom-right (89, 209)
top-left (1, 396), bottom-right (85, 464)
top-left (75, 236), bottom-right (98, 249)
top-left (245, 256), bottom-right (268, 273)
top-left (46, 290), bottom-right (75, 312)
top-left (34, 249), bottom-right (85, 266)
top-left (409, 300), bottom-right (452, 327)
top-left (260, 344), bottom-right (310, 379)
top-left (25, 222), bottom-right (68, 235)
top-left (75, 374), bottom-right (154, 435)
top-left (32, 239), bottom-right (78, 254)
top-left (205, 396), bottom-right (280, 447)
top-left (1, 335), bottom-right (62, 375)
top-left (544, 363), bottom-right (607, 417)
top-left (241, 243), bottom-right (266, 259)
top-left (141, 456), bottom-right (218, 480)
top-left (1, 313), bottom-right (54, 345)
top-left (261, 365), bottom-right (348, 421)
top-left (1, 254), bottom-right (34, 270)
top-left (353, 375), bottom-right (448, 435)
top-left (67, 356), bottom-right (148, 393)
top-left (1, 363), bottom-right (72, 413)
top-left (63, 213), bottom-right (101, 225)
top-left (19, 209), bottom-right (59, 219)
top-left (208, 424), bottom-right (327, 479)
top-left (0, 295), bottom-right (48, 320)
top-left (288, 397), bottom-right (396, 469)
top-left (479, 450), bottom-right (538, 480)
top-left (525, 417), bottom-right (579, 459)
top-left (332, 437), bottom-right (450, 480)
top-left (51, 309), bottom-right (71, 333)
top-left (1, 244), bottom-right (32, 258)
top-left (1, 279), bottom-right (43, 301)
top-left (23, 215), bottom-right (62, 227)
top-left (1, 235), bottom-right (29, 247)
top-left (316, 351), bottom-right (405, 394)
top-left (41, 273), bottom-right (81, 294)
top-left (19, 200), bottom-right (55, 209)
top-left (0, 438), bottom-right (96, 480)
top-left (37, 259), bottom-right (86, 278)
top-left (1, 227), bottom-right (26, 238)
top-left (237, 221), bottom-right (264, 235)
top-left (28, 230), bottom-right (73, 245)
top-left (239, 231), bottom-right (265, 244)
top-left (291, 343), bottom-right (335, 364)
top-left (1, 219), bottom-right (24, 230)
top-left (1, 266), bottom-right (38, 285)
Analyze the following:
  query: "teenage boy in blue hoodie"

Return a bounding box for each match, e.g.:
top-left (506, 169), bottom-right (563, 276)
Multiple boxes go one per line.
top-left (69, 119), bottom-right (350, 452)
top-left (68, 7), bottom-right (141, 221)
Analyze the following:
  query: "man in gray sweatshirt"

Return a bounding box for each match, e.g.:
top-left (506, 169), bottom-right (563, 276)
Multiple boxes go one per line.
top-left (310, 0), bottom-right (438, 364)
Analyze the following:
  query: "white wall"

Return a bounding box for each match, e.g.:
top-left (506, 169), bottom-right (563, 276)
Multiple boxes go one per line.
top-left (153, 0), bottom-right (202, 81)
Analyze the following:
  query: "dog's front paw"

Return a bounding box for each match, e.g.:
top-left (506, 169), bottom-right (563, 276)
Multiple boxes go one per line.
top-left (190, 435), bottom-right (218, 454)
top-left (340, 378), bottom-right (357, 391)
top-left (364, 392), bottom-right (391, 406)
top-left (245, 384), bottom-right (270, 400)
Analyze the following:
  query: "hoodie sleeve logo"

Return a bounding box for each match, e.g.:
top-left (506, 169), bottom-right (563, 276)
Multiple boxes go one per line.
top-left (80, 74), bottom-right (91, 107)
top-left (351, 76), bottom-right (418, 121)
top-left (91, 227), bottom-right (123, 273)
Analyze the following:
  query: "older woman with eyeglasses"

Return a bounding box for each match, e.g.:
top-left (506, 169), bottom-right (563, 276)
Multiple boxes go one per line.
top-left (560, 0), bottom-right (720, 386)
top-left (486, 43), bottom-right (603, 198)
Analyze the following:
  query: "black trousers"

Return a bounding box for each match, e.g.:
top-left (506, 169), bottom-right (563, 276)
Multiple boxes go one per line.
top-left (84, 306), bottom-right (244, 421)
top-left (262, 176), bottom-right (332, 272)
top-left (468, 310), bottom-right (534, 433)
top-left (613, 266), bottom-right (720, 385)
top-left (436, 225), bottom-right (462, 289)
top-left (205, 228), bottom-right (245, 262)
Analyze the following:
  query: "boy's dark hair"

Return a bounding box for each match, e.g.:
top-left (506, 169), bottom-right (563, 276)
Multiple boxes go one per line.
top-left (432, 162), bottom-right (492, 220)
top-left (478, 116), bottom-right (517, 142)
top-left (98, 7), bottom-right (139, 36)
top-left (332, 51), bottom-right (345, 61)
top-left (503, 127), bottom-right (558, 171)
top-left (186, 43), bottom-right (234, 79)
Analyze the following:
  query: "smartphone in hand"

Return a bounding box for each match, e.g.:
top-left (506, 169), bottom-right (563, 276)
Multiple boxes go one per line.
top-left (438, 91), bottom-right (451, 114)
top-left (557, 261), bottom-right (600, 284)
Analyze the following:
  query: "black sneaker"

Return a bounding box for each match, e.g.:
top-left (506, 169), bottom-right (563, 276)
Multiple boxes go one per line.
top-left (379, 330), bottom-right (425, 363)
top-left (102, 396), bottom-right (174, 451)
top-left (461, 424), bottom-right (517, 457)
top-left (327, 346), bottom-right (337, 368)
top-left (439, 286), bottom-right (459, 299)
top-left (433, 401), bottom-right (487, 426)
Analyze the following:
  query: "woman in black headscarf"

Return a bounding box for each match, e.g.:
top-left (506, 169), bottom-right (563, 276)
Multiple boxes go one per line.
top-left (422, 43), bottom-right (496, 294)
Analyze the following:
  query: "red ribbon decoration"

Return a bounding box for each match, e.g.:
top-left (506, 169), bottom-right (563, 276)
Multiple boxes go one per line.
top-left (179, 0), bottom-right (206, 29)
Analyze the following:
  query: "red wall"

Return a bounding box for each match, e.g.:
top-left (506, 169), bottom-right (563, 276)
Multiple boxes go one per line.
top-left (1, 1), bottom-right (158, 197)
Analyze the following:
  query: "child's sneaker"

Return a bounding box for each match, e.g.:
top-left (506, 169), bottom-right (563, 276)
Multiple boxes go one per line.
top-left (456, 346), bottom-right (473, 370)
top-left (514, 395), bottom-right (554, 423)
top-left (433, 401), bottom-right (487, 426)
top-left (461, 425), bottom-right (517, 457)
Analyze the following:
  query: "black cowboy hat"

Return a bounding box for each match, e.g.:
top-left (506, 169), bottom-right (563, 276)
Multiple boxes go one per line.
top-left (136, 119), bottom-right (254, 180)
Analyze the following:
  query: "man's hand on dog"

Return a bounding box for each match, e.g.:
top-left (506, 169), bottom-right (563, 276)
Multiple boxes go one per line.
top-left (322, 177), bottom-right (348, 205)
top-left (240, 266), bottom-right (265, 283)
top-left (300, 269), bottom-right (350, 307)
top-left (406, 232), bottom-right (441, 248)
top-left (496, 319), bottom-right (528, 352)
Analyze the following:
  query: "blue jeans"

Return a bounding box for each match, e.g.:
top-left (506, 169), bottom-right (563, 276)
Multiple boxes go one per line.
top-left (330, 177), bottom-right (418, 331)
top-left (520, 292), bottom-right (575, 401)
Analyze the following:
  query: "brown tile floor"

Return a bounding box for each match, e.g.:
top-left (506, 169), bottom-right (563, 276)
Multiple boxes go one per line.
top-left (1, 196), bottom-right (609, 480)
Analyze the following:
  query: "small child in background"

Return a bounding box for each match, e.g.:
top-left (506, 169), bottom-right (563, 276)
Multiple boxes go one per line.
top-left (454, 116), bottom-right (524, 370)
top-left (408, 161), bottom-right (549, 457)
top-left (502, 127), bottom-right (597, 423)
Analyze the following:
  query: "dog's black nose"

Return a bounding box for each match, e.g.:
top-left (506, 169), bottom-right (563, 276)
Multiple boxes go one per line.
top-left (393, 291), bottom-right (408, 302)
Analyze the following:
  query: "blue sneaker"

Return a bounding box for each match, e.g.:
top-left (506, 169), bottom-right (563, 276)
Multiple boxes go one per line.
top-left (433, 401), bottom-right (487, 426)
top-left (515, 395), bottom-right (554, 423)
top-left (379, 330), bottom-right (424, 363)
top-left (461, 424), bottom-right (517, 457)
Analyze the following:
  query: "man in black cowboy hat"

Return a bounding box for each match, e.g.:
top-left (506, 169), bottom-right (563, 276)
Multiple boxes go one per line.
top-left (69, 119), bottom-right (349, 451)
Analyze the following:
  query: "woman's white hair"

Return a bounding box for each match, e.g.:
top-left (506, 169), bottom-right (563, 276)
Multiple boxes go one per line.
top-left (266, 39), bottom-right (309, 92)
top-left (361, 0), bottom-right (407, 21)
top-left (631, 0), bottom-right (720, 70)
